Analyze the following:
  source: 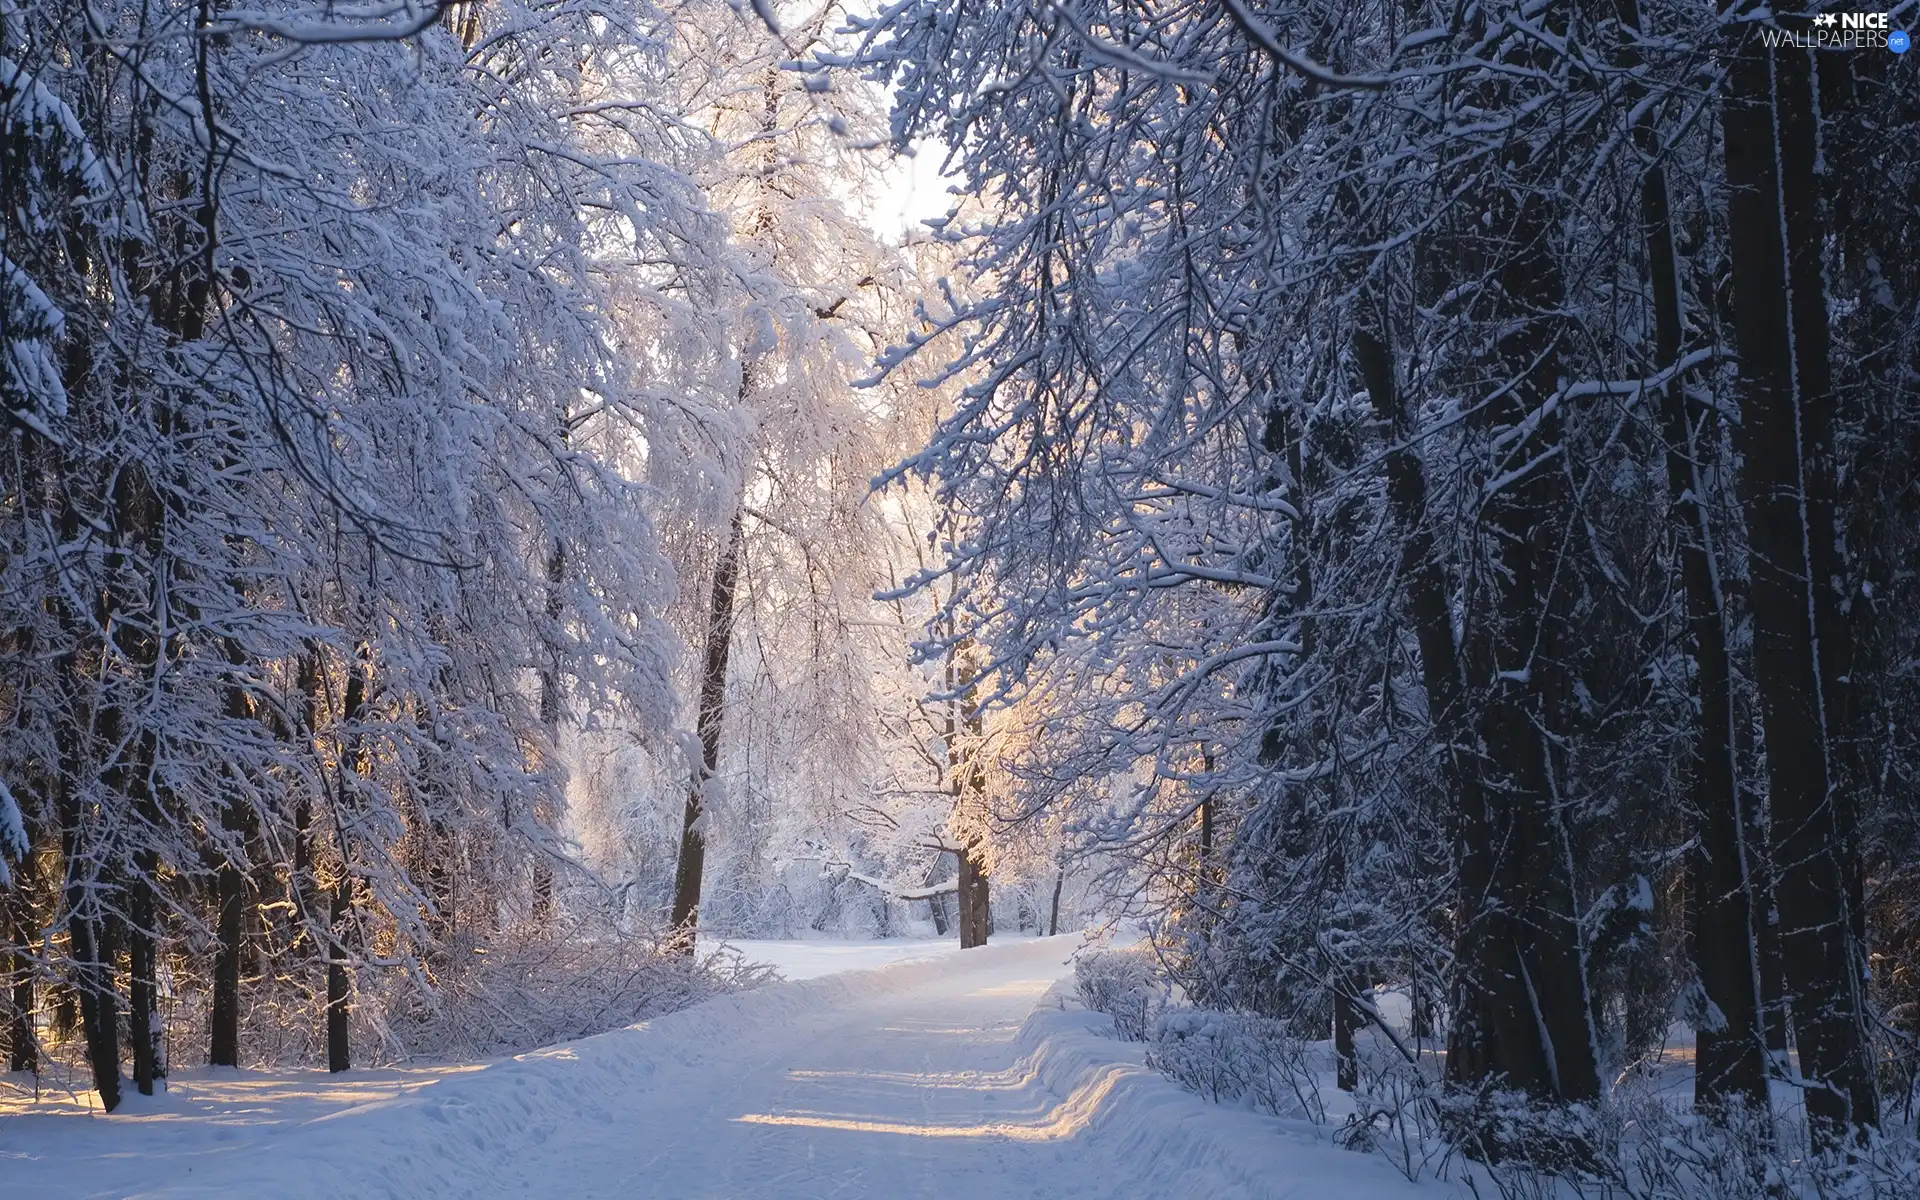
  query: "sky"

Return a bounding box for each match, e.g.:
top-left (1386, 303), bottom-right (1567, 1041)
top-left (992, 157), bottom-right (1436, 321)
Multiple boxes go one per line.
top-left (860, 137), bottom-right (957, 243)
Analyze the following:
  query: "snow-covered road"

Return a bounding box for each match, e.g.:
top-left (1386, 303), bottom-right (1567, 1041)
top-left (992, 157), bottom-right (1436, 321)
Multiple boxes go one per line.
top-left (488, 936), bottom-right (1118, 1199)
top-left (5, 936), bottom-right (1452, 1198)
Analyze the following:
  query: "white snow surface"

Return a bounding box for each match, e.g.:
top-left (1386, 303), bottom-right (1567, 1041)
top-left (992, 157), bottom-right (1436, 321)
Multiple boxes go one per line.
top-left (2, 936), bottom-right (1457, 1198)
top-left (704, 934), bottom-right (964, 979)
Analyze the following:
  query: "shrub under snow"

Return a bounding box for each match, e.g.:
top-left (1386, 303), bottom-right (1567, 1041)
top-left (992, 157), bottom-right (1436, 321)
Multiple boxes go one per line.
top-left (1073, 948), bottom-right (1162, 1041)
top-left (377, 924), bottom-right (778, 1061)
top-left (1146, 1008), bottom-right (1327, 1124)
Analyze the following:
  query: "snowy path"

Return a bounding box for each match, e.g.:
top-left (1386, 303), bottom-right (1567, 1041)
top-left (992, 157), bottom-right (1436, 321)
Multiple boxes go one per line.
top-left (4, 936), bottom-right (1453, 1198)
top-left (487, 936), bottom-right (1116, 1199)
top-left (700, 934), bottom-right (963, 980)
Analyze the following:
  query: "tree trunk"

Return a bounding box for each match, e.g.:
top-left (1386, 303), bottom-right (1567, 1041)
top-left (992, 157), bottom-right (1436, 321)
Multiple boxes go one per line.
top-left (69, 892), bottom-right (119, 1109)
top-left (1720, 12), bottom-right (1878, 1143)
top-left (1659, 322), bottom-right (1769, 1110)
top-left (1198, 794), bottom-right (1212, 878)
top-left (957, 845), bottom-right (989, 949)
top-left (1047, 867), bottom-right (1064, 937)
top-left (4, 885), bottom-right (37, 1073)
top-left (1757, 860), bottom-right (1791, 1055)
top-left (326, 881), bottom-right (351, 1073)
top-left (209, 841), bottom-right (243, 1068)
top-left (1334, 979), bottom-right (1359, 1092)
top-left (532, 513), bottom-right (565, 924)
top-left (327, 644), bottom-right (372, 1074)
top-left (5, 976), bottom-right (32, 1073)
top-left (105, 447), bottom-right (166, 1098)
top-left (1356, 304), bottom-right (1598, 1106)
top-left (210, 647), bottom-right (252, 1070)
top-left (289, 648), bottom-right (325, 963)
top-left (57, 759), bottom-right (120, 1110)
top-left (928, 876), bottom-right (952, 936)
top-left (1609, 0), bottom-right (1768, 1110)
top-left (1454, 132), bottom-right (1600, 1105)
top-left (116, 714), bottom-right (161, 1098)
top-left (671, 507), bottom-right (745, 950)
top-left (127, 853), bottom-right (161, 1094)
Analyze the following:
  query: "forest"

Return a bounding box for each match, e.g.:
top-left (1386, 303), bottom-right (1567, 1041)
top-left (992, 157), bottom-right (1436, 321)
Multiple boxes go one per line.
top-left (3, 1), bottom-right (1919, 1197)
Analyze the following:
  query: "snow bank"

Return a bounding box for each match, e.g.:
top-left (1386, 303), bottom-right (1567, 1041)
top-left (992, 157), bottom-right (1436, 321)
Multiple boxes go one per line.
top-left (1010, 980), bottom-right (1457, 1200)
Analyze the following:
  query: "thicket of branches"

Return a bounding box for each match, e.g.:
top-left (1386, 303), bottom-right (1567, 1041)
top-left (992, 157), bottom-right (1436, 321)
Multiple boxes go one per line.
top-left (0, 0), bottom-right (793, 1107)
top-left (552, 0), bottom-right (1085, 950)
top-left (845, 0), bottom-right (1920, 1168)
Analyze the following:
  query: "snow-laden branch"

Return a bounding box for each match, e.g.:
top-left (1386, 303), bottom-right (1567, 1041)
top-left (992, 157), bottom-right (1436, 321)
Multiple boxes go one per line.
top-left (209, 1), bottom-right (452, 44)
top-left (1219, 0), bottom-right (1391, 90)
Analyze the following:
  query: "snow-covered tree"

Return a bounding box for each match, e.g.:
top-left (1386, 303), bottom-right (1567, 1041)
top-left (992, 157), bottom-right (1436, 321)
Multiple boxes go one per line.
top-left (0, 0), bottom-right (739, 1104)
top-left (838, 0), bottom-right (1919, 1159)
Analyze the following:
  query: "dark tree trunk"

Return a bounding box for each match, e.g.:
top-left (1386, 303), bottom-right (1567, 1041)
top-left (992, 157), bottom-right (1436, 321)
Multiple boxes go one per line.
top-left (1610, 0), bottom-right (1768, 1111)
top-left (105, 445), bottom-right (166, 1098)
top-left (957, 846), bottom-right (989, 949)
top-left (209, 837), bottom-right (243, 1068)
top-left (5, 976), bottom-right (32, 1073)
top-left (1198, 795), bottom-right (1212, 876)
top-left (1451, 133), bottom-right (1599, 1106)
top-left (1756, 856), bottom-right (1791, 1055)
top-left (210, 651), bottom-right (252, 1069)
top-left (53, 985), bottom-right (76, 1041)
top-left (1047, 868), bottom-right (1064, 937)
top-left (1740, 772), bottom-right (1792, 1054)
top-left (4, 884), bottom-right (37, 1073)
top-left (671, 508), bottom-right (745, 950)
top-left (942, 642), bottom-right (993, 950)
top-left (127, 854), bottom-right (161, 1094)
top-left (326, 881), bottom-right (351, 1073)
top-left (533, 536), bottom-right (565, 924)
top-left (56, 737), bottom-right (120, 1110)
top-left (68, 891), bottom-right (120, 1110)
top-left (1720, 12), bottom-right (1878, 1143)
top-left (1357, 322), bottom-right (1470, 762)
top-left (327, 644), bottom-right (372, 1074)
top-left (1410, 975), bottom-right (1435, 1042)
top-left (1356, 303), bottom-right (1598, 1106)
top-left (1334, 979), bottom-right (1359, 1092)
top-left (289, 649), bottom-right (324, 962)
top-left (920, 854), bottom-right (957, 936)
top-left (115, 713), bottom-right (161, 1098)
top-left (1357, 321), bottom-right (1484, 1070)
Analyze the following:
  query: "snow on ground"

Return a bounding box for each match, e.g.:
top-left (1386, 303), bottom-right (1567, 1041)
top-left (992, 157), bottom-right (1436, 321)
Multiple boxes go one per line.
top-left (701, 934), bottom-right (964, 980)
top-left (2, 936), bottom-right (1461, 1199)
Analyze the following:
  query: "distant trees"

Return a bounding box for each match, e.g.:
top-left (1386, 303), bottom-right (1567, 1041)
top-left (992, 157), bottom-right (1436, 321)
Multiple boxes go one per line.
top-left (649, 0), bottom-right (922, 948)
top-left (584, 0), bottom-right (1084, 954)
top-left (844, 0), bottom-right (1919, 1158)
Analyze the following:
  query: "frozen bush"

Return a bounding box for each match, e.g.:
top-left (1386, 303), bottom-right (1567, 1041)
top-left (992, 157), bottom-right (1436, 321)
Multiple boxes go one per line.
top-left (1074, 947), bottom-right (1161, 1040)
top-left (1146, 1007), bottom-right (1326, 1124)
top-left (1598, 1092), bottom-right (1920, 1200)
top-left (377, 920), bottom-right (776, 1061)
top-left (1455, 1083), bottom-right (1920, 1200)
top-left (1340, 1052), bottom-right (1452, 1183)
